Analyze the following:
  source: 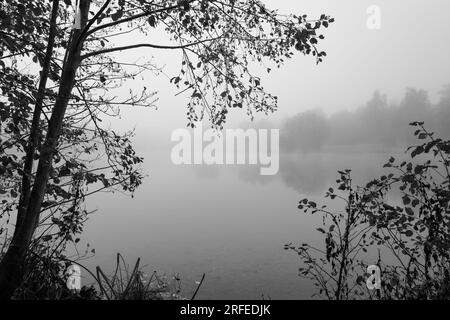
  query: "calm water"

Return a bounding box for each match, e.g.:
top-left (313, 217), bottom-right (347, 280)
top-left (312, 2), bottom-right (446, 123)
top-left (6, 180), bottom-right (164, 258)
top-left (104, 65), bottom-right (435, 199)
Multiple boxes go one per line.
top-left (79, 148), bottom-right (401, 299)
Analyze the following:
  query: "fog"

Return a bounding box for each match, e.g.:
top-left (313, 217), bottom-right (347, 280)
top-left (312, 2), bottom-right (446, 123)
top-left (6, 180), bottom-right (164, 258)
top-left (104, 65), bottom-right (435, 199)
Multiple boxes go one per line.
top-left (68, 0), bottom-right (450, 299)
top-left (281, 85), bottom-right (450, 153)
top-left (104, 0), bottom-right (450, 143)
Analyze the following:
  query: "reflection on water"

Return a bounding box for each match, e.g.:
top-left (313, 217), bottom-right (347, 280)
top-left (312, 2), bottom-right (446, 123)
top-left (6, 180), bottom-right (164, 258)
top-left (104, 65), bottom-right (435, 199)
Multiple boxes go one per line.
top-left (238, 150), bottom-right (404, 194)
top-left (79, 149), bottom-right (404, 299)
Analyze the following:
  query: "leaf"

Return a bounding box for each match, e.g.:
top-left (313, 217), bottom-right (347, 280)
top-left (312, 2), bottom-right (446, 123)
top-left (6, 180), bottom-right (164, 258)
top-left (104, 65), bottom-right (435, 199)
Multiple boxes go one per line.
top-left (405, 207), bottom-right (414, 216)
top-left (411, 199), bottom-right (420, 207)
top-left (148, 15), bottom-right (156, 27)
top-left (111, 10), bottom-right (124, 22)
top-left (42, 235), bottom-right (53, 242)
top-left (411, 146), bottom-right (424, 158)
top-left (402, 195), bottom-right (411, 206)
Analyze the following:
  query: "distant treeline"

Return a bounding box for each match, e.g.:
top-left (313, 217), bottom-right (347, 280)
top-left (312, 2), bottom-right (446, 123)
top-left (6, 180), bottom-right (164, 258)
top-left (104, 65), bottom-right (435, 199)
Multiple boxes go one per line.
top-left (281, 85), bottom-right (450, 153)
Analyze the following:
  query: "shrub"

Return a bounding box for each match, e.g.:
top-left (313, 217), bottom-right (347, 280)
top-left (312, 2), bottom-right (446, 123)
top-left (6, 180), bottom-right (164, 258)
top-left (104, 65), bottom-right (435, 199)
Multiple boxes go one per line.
top-left (287, 123), bottom-right (450, 300)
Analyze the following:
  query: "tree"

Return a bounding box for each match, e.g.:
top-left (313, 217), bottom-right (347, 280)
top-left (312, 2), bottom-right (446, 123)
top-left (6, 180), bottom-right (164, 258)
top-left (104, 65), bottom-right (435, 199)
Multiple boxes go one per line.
top-left (281, 110), bottom-right (330, 153)
top-left (435, 84), bottom-right (450, 139)
top-left (0, 0), bottom-right (333, 299)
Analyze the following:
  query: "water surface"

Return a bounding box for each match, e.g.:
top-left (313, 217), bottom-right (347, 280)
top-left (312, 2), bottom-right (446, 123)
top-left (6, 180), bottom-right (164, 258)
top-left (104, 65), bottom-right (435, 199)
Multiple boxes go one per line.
top-left (80, 149), bottom-right (399, 299)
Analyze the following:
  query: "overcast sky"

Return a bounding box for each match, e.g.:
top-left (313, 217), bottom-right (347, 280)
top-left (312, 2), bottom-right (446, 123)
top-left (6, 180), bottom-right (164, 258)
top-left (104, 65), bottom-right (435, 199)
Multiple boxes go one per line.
top-left (102, 0), bottom-right (450, 145)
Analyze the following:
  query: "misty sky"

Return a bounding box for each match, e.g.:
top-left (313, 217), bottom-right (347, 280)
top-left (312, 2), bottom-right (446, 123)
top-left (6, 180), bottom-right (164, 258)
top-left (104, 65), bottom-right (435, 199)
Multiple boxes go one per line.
top-left (102, 0), bottom-right (450, 146)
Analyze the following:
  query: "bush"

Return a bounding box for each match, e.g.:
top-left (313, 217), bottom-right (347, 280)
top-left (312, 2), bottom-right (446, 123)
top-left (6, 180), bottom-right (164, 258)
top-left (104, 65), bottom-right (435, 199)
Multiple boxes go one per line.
top-left (286, 123), bottom-right (450, 300)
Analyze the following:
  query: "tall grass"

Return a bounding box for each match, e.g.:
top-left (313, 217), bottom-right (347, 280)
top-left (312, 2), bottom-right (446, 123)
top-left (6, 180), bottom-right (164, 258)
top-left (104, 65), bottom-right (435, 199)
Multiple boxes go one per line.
top-left (92, 253), bottom-right (205, 300)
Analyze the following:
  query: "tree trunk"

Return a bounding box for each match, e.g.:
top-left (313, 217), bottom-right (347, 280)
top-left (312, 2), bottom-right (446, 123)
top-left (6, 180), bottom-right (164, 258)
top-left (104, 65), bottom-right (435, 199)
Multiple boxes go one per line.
top-left (17, 0), bottom-right (59, 232)
top-left (0, 0), bottom-right (91, 300)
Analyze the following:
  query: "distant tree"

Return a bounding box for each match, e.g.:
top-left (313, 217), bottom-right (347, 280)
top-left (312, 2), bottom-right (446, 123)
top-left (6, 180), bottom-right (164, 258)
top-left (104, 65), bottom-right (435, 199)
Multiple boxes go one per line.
top-left (358, 91), bottom-right (394, 146)
top-left (435, 84), bottom-right (450, 139)
top-left (327, 88), bottom-right (447, 149)
top-left (0, 0), bottom-right (333, 298)
top-left (281, 110), bottom-right (330, 153)
top-left (397, 88), bottom-right (432, 143)
top-left (438, 84), bottom-right (450, 106)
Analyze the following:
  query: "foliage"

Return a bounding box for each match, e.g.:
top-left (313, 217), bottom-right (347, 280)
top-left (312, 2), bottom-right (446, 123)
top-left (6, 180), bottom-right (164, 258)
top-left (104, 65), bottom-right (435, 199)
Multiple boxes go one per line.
top-left (12, 241), bottom-right (98, 300)
top-left (1, 0), bottom-right (145, 254)
top-left (0, 0), bottom-right (333, 298)
top-left (79, 0), bottom-right (334, 129)
top-left (11, 250), bottom-right (188, 300)
top-left (286, 169), bottom-right (373, 299)
top-left (287, 123), bottom-right (450, 300)
top-left (0, 1), bottom-right (54, 64)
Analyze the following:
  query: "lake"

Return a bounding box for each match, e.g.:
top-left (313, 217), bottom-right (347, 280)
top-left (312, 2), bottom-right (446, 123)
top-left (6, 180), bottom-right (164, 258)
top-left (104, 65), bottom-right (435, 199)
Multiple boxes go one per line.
top-left (79, 148), bottom-right (403, 299)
